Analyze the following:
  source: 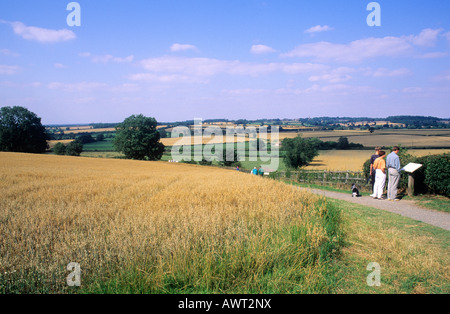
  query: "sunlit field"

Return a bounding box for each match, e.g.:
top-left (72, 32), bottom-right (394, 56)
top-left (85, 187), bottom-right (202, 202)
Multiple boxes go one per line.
top-left (271, 129), bottom-right (450, 148)
top-left (0, 152), bottom-right (342, 293)
top-left (305, 149), bottom-right (450, 171)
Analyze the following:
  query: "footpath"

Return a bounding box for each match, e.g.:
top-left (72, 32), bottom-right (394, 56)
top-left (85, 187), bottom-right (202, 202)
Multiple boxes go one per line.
top-left (303, 188), bottom-right (450, 231)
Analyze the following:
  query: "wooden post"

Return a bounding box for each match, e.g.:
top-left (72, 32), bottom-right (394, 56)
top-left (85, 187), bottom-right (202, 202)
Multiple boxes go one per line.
top-left (408, 174), bottom-right (415, 196)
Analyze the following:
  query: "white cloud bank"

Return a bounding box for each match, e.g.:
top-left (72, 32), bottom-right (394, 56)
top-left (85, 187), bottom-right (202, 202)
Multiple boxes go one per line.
top-left (283, 29), bottom-right (445, 62)
top-left (1, 20), bottom-right (76, 43)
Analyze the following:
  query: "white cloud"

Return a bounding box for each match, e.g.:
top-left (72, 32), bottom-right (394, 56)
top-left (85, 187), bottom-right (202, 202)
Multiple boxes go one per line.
top-left (367, 68), bottom-right (412, 78)
top-left (432, 71), bottom-right (450, 82)
top-left (407, 28), bottom-right (442, 47)
top-left (139, 56), bottom-right (327, 79)
top-left (402, 87), bottom-right (423, 93)
top-left (0, 64), bottom-right (21, 75)
top-left (170, 43), bottom-right (198, 52)
top-left (418, 52), bottom-right (448, 59)
top-left (128, 73), bottom-right (208, 84)
top-left (3, 21), bottom-right (76, 43)
top-left (54, 63), bottom-right (67, 69)
top-left (0, 49), bottom-right (19, 57)
top-left (79, 52), bottom-right (134, 64)
top-left (309, 67), bottom-right (356, 83)
top-left (250, 44), bottom-right (277, 55)
top-left (283, 29), bottom-right (445, 63)
top-left (47, 82), bottom-right (108, 92)
top-left (305, 25), bottom-right (333, 34)
top-left (283, 36), bottom-right (412, 62)
top-left (445, 32), bottom-right (450, 41)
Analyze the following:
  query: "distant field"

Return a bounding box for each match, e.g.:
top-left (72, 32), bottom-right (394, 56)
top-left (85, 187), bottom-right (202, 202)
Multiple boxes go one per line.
top-left (270, 129), bottom-right (450, 148)
top-left (63, 128), bottom-right (116, 134)
top-left (305, 149), bottom-right (450, 171)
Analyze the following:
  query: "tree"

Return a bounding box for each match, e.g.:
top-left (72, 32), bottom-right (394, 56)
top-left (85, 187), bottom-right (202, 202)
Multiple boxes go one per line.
top-left (65, 140), bottom-right (83, 156)
top-left (0, 106), bottom-right (48, 153)
top-left (282, 136), bottom-right (319, 169)
top-left (77, 133), bottom-right (95, 144)
top-left (96, 133), bottom-right (105, 142)
top-left (53, 142), bottom-right (67, 155)
top-left (219, 146), bottom-right (241, 167)
top-left (337, 136), bottom-right (350, 150)
top-left (113, 114), bottom-right (165, 160)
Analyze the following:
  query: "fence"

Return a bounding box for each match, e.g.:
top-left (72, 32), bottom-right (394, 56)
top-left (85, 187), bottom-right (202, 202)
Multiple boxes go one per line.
top-left (270, 170), bottom-right (369, 187)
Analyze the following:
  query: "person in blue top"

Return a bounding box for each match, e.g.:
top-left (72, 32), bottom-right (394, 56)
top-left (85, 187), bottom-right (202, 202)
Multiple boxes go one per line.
top-left (258, 166), bottom-right (264, 176)
top-left (386, 146), bottom-right (401, 201)
top-left (252, 167), bottom-right (258, 175)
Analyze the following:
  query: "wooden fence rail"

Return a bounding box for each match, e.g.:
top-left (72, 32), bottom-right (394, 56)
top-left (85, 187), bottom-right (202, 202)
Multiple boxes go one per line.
top-left (270, 170), bottom-right (369, 187)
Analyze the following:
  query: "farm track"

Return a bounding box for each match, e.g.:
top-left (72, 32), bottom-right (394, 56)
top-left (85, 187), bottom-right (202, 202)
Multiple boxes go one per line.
top-left (303, 188), bottom-right (450, 231)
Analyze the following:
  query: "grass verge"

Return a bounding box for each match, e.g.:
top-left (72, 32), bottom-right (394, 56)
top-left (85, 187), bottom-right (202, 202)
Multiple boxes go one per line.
top-left (323, 199), bottom-right (449, 293)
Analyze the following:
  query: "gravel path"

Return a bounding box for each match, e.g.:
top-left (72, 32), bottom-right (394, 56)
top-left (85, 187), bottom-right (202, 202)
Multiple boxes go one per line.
top-left (303, 188), bottom-right (450, 231)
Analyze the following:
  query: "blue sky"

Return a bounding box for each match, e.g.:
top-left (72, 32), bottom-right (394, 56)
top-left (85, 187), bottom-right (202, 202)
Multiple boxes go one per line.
top-left (1, 0), bottom-right (449, 124)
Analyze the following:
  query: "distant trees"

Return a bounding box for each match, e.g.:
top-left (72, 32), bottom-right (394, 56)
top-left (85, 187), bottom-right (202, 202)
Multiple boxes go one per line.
top-left (282, 136), bottom-right (319, 169)
top-left (113, 114), bottom-right (165, 161)
top-left (53, 142), bottom-right (67, 155)
top-left (66, 140), bottom-right (83, 156)
top-left (52, 140), bottom-right (83, 156)
top-left (0, 106), bottom-right (48, 153)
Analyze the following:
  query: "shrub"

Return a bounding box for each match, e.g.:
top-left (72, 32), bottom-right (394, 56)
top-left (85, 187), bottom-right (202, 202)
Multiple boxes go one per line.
top-left (65, 140), bottom-right (83, 156)
top-left (53, 142), bottom-right (66, 155)
top-left (416, 154), bottom-right (450, 197)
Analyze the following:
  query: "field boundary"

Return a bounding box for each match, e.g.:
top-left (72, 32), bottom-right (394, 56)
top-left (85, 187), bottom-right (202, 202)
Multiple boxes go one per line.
top-left (271, 170), bottom-right (368, 186)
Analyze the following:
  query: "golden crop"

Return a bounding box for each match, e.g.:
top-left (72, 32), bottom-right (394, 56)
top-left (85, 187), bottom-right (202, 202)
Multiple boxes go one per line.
top-left (0, 152), bottom-right (334, 293)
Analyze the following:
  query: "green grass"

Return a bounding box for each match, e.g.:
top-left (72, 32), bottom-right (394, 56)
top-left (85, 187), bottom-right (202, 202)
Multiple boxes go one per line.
top-left (327, 198), bottom-right (449, 294)
top-left (403, 194), bottom-right (450, 213)
top-left (81, 139), bottom-right (115, 152)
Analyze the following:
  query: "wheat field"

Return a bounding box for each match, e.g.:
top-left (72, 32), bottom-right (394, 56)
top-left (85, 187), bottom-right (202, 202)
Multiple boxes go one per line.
top-left (0, 152), bottom-right (341, 293)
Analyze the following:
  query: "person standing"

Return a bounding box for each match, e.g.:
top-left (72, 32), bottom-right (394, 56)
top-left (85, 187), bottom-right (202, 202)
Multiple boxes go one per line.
top-left (373, 151), bottom-right (387, 200)
top-left (370, 146), bottom-right (381, 197)
top-left (386, 146), bottom-right (401, 201)
top-left (259, 166), bottom-right (264, 176)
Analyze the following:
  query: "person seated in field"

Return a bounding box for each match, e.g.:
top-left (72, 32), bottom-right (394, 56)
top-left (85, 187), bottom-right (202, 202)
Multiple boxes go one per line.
top-left (373, 151), bottom-right (387, 200)
top-left (252, 167), bottom-right (258, 175)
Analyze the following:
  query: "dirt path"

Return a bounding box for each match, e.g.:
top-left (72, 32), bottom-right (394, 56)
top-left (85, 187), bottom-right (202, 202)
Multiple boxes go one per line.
top-left (303, 188), bottom-right (450, 231)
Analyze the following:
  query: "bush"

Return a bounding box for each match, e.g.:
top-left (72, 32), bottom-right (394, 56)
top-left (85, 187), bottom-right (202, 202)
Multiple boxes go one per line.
top-left (65, 140), bottom-right (83, 156)
top-left (282, 136), bottom-right (319, 169)
top-left (416, 154), bottom-right (450, 197)
top-left (53, 142), bottom-right (66, 155)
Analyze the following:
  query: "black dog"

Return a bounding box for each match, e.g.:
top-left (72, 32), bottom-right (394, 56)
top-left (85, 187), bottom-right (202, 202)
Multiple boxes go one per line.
top-left (351, 184), bottom-right (361, 197)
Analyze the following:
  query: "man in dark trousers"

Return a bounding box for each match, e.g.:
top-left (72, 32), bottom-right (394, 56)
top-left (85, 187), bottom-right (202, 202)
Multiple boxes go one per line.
top-left (369, 146), bottom-right (381, 197)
